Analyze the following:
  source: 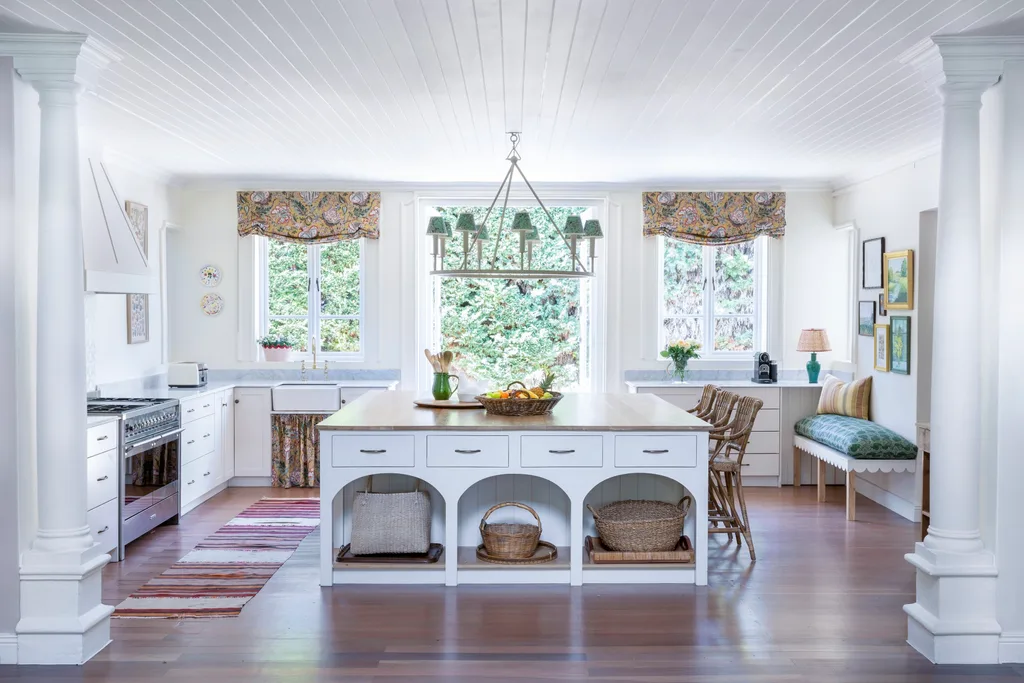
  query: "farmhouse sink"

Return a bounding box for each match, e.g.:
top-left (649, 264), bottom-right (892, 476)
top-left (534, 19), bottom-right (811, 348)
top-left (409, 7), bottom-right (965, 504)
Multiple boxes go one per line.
top-left (272, 382), bottom-right (340, 412)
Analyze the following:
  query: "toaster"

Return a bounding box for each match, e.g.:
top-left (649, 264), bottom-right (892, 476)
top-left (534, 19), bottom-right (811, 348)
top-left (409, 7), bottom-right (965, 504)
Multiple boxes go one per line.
top-left (168, 362), bottom-right (208, 388)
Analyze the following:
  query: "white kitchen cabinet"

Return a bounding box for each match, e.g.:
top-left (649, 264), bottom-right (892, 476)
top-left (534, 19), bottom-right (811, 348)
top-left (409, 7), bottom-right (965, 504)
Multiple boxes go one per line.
top-left (219, 388), bottom-right (235, 482)
top-left (85, 419), bottom-right (119, 557)
top-left (233, 387), bottom-right (272, 478)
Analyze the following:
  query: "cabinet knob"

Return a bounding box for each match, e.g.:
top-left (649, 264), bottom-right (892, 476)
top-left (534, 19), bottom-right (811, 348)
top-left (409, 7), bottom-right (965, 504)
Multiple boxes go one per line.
top-left (234, 399), bottom-right (239, 404)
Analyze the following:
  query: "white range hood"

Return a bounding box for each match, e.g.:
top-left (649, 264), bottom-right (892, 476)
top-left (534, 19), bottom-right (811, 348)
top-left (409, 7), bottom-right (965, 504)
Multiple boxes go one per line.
top-left (81, 158), bottom-right (158, 294)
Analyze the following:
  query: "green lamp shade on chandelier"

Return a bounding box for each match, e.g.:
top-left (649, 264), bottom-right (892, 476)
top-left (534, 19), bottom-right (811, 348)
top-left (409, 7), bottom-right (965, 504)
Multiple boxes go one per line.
top-left (526, 226), bottom-right (541, 242)
top-left (564, 215), bottom-right (585, 235)
top-left (475, 223), bottom-right (491, 240)
top-left (426, 216), bottom-right (448, 236)
top-left (796, 328), bottom-right (831, 384)
top-left (511, 211), bottom-right (533, 232)
top-left (455, 213), bottom-right (478, 232)
top-left (583, 219), bottom-right (603, 238)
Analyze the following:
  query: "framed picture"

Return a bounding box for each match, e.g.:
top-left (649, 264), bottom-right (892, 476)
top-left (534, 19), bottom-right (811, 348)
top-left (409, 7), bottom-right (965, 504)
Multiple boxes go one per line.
top-left (890, 316), bottom-right (911, 375)
top-left (125, 200), bottom-right (149, 263)
top-left (126, 294), bottom-right (149, 344)
top-left (862, 237), bottom-right (885, 289)
top-left (878, 292), bottom-right (887, 318)
top-left (874, 324), bottom-right (890, 372)
top-left (858, 300), bottom-right (876, 336)
top-left (883, 249), bottom-right (914, 309)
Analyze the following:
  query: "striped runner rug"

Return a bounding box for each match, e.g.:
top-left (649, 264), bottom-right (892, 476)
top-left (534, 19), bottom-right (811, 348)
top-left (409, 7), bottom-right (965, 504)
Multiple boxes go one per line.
top-left (112, 497), bottom-right (319, 619)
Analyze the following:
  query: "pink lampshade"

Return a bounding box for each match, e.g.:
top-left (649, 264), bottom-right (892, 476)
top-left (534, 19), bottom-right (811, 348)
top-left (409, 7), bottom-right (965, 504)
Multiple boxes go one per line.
top-left (797, 328), bottom-right (831, 352)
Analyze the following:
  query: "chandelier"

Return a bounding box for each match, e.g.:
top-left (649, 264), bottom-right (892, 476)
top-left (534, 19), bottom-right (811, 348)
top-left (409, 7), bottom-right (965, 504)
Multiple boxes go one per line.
top-left (427, 132), bottom-right (601, 279)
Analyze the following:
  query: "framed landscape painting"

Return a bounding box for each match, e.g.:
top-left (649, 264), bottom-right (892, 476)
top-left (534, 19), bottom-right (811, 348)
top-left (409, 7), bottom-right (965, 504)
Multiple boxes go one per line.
top-left (862, 237), bottom-right (885, 289)
top-left (858, 300), bottom-right (875, 336)
top-left (890, 316), bottom-right (911, 375)
top-left (884, 249), bottom-right (914, 309)
top-left (874, 324), bottom-right (890, 372)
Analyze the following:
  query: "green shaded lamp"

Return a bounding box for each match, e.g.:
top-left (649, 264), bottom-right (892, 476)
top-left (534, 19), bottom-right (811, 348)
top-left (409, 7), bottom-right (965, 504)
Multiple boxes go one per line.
top-left (583, 219), bottom-right (603, 267)
top-left (797, 328), bottom-right (831, 384)
top-left (511, 211), bottom-right (533, 232)
top-left (426, 216), bottom-right (448, 268)
top-left (474, 222), bottom-right (490, 268)
top-left (455, 212), bottom-right (477, 264)
top-left (564, 215), bottom-right (585, 270)
top-left (525, 226), bottom-right (541, 269)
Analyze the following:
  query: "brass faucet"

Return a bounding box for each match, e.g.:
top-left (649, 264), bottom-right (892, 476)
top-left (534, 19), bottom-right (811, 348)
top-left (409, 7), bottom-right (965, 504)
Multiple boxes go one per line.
top-left (301, 339), bottom-right (328, 381)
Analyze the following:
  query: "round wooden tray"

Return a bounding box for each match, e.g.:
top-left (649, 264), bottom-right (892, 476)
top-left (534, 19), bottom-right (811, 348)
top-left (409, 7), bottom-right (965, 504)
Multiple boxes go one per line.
top-left (475, 540), bottom-right (558, 565)
top-left (413, 398), bottom-right (484, 409)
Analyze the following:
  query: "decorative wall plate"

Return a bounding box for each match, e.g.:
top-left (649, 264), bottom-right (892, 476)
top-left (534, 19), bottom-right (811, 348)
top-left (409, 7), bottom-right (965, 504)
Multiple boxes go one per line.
top-left (199, 265), bottom-right (221, 287)
top-left (201, 292), bottom-right (223, 316)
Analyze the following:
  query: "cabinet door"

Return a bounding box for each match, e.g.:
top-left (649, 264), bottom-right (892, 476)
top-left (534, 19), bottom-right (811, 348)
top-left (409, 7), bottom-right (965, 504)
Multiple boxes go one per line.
top-left (221, 389), bottom-right (235, 481)
top-left (233, 387), bottom-right (272, 477)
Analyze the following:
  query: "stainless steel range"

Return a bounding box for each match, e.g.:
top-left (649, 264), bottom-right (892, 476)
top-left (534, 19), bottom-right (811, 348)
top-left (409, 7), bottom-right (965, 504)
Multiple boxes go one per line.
top-left (87, 397), bottom-right (182, 560)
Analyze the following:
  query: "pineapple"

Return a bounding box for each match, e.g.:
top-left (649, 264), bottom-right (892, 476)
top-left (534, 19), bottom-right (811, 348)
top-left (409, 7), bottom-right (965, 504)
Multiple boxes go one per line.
top-left (528, 369), bottom-right (556, 398)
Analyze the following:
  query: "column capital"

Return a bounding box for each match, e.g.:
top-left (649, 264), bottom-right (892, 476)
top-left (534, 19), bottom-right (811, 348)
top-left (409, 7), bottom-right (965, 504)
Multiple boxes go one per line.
top-left (0, 32), bottom-right (119, 93)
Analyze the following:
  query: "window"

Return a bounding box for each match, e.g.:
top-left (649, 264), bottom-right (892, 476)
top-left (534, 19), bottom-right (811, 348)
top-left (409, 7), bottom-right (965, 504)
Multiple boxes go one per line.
top-left (262, 238), bottom-right (363, 357)
top-left (429, 205), bottom-right (595, 390)
top-left (659, 236), bottom-right (763, 355)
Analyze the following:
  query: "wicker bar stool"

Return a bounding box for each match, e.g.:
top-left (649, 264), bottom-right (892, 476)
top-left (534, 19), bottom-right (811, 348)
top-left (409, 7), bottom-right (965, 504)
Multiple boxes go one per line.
top-left (707, 396), bottom-right (764, 561)
top-left (704, 389), bottom-right (739, 430)
top-left (687, 384), bottom-right (718, 419)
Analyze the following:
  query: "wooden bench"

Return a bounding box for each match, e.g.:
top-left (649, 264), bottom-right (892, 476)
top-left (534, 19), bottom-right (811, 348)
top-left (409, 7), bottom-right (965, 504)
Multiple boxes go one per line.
top-left (793, 435), bottom-right (917, 521)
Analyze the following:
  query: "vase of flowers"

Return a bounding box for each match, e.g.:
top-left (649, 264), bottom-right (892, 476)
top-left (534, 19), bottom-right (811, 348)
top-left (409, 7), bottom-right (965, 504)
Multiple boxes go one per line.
top-left (258, 335), bottom-right (293, 362)
top-left (660, 340), bottom-right (701, 382)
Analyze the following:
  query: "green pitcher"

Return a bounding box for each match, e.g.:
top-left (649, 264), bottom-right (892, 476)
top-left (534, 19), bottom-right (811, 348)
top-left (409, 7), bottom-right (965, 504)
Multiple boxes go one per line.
top-left (431, 372), bottom-right (460, 401)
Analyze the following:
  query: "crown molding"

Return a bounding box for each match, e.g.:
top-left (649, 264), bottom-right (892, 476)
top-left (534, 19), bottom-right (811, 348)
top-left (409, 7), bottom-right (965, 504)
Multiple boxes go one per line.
top-left (0, 32), bottom-right (119, 90)
top-left (830, 142), bottom-right (941, 194)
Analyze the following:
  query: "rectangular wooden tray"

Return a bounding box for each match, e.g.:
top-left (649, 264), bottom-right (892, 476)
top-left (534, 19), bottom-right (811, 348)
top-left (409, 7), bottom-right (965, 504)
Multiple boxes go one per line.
top-left (336, 543), bottom-right (444, 564)
top-left (585, 536), bottom-right (694, 564)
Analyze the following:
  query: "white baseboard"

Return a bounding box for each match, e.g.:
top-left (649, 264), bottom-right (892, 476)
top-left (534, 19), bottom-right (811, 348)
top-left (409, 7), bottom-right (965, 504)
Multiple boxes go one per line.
top-left (0, 633), bottom-right (17, 664)
top-left (228, 476), bottom-right (272, 487)
top-left (855, 477), bottom-right (918, 522)
top-left (1000, 632), bottom-right (1024, 663)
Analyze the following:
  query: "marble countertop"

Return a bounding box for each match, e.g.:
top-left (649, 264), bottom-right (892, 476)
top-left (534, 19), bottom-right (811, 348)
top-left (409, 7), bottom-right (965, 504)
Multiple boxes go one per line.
top-left (126, 379), bottom-right (400, 401)
top-left (87, 415), bottom-right (120, 428)
top-left (319, 391), bottom-right (713, 432)
top-left (626, 379), bottom-right (824, 389)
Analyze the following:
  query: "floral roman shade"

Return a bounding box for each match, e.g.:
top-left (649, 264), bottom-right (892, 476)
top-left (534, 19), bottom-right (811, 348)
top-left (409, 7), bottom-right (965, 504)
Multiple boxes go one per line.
top-left (642, 191), bottom-right (786, 245)
top-left (237, 191), bottom-right (380, 244)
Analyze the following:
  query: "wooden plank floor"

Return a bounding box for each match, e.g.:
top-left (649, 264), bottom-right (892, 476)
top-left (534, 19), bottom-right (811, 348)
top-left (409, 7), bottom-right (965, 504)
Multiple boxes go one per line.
top-left (5, 487), bottom-right (1023, 681)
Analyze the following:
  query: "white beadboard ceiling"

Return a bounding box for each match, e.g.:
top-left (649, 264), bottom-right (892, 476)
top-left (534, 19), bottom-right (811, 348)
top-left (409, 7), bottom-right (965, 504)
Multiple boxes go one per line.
top-left (2, 0), bottom-right (1023, 185)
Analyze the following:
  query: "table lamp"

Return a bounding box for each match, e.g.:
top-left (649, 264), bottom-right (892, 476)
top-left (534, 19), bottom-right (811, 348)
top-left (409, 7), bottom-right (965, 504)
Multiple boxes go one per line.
top-left (797, 328), bottom-right (831, 383)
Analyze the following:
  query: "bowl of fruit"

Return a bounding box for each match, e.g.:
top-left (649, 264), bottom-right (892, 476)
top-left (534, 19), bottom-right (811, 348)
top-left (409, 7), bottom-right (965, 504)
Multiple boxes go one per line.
top-left (476, 375), bottom-right (562, 417)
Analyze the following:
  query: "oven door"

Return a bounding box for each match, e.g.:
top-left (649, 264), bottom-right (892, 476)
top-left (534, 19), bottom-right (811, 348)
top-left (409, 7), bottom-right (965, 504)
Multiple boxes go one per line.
top-left (123, 428), bottom-right (182, 545)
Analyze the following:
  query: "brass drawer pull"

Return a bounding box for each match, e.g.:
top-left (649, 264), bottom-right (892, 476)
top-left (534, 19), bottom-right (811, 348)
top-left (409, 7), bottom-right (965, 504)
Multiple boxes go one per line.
top-left (454, 449), bottom-right (481, 454)
top-left (642, 449), bottom-right (669, 454)
top-left (359, 449), bottom-right (386, 454)
top-left (549, 449), bottom-right (575, 454)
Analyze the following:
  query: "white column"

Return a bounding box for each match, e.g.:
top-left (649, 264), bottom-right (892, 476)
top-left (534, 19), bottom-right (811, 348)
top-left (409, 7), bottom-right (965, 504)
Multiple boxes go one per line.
top-left (30, 80), bottom-right (93, 553)
top-left (0, 32), bottom-right (116, 665)
top-left (925, 78), bottom-right (989, 554)
top-left (903, 47), bottom-right (1002, 664)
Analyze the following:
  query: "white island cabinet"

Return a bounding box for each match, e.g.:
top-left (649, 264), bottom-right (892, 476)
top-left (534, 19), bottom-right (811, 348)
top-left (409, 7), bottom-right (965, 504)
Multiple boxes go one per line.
top-left (319, 392), bottom-right (713, 588)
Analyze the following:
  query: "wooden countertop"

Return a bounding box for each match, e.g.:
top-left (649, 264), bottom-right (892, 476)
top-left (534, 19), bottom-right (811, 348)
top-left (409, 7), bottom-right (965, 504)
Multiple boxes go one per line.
top-left (318, 391), bottom-right (712, 432)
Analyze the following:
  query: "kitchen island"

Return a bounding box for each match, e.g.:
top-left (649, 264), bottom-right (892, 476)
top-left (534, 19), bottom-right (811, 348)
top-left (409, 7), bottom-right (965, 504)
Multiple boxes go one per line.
top-left (318, 391), bottom-right (712, 587)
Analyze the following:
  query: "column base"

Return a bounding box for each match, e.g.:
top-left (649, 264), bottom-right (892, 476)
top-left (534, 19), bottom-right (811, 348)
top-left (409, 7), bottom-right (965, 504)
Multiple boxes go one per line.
top-left (16, 542), bottom-right (114, 665)
top-left (904, 542), bottom-right (1001, 664)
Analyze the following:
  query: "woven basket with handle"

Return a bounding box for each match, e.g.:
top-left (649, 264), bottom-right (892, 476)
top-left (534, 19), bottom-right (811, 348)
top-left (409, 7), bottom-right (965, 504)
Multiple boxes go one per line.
top-left (479, 501), bottom-right (542, 559)
top-left (587, 497), bottom-right (692, 553)
top-left (475, 381), bottom-right (563, 417)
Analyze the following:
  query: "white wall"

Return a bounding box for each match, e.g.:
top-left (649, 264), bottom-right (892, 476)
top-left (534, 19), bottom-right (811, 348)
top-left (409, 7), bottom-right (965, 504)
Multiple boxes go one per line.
top-left (833, 155), bottom-right (939, 512)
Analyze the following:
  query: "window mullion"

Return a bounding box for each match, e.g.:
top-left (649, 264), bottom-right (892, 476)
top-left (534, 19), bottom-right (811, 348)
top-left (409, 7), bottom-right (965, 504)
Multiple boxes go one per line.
top-left (309, 244), bottom-right (319, 354)
top-left (704, 246), bottom-right (714, 353)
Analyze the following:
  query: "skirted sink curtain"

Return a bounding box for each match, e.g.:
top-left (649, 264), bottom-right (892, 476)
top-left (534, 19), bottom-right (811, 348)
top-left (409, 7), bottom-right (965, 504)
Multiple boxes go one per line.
top-left (238, 190), bottom-right (380, 488)
top-left (642, 191), bottom-right (787, 245)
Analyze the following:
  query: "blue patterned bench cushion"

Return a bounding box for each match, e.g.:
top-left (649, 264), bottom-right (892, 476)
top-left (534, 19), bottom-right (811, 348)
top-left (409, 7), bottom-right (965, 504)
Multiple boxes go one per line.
top-left (794, 414), bottom-right (917, 460)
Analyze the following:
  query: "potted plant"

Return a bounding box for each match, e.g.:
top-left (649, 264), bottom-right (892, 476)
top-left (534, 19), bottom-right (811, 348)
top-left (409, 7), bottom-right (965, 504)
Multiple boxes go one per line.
top-left (258, 335), bottom-right (293, 362)
top-left (660, 340), bottom-right (701, 382)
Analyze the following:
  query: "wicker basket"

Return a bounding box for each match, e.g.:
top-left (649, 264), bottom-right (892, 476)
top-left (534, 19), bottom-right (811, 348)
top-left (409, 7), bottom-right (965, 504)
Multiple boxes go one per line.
top-left (479, 501), bottom-right (542, 559)
top-left (587, 496), bottom-right (692, 553)
top-left (475, 382), bottom-right (563, 417)
top-left (350, 476), bottom-right (431, 555)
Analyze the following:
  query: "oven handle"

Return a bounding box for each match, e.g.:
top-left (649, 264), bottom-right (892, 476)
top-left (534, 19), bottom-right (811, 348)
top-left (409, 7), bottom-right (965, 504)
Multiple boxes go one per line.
top-left (124, 428), bottom-right (184, 453)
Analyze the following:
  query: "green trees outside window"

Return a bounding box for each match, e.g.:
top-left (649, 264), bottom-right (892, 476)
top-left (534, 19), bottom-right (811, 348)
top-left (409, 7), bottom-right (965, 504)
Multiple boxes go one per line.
top-left (433, 206), bottom-right (591, 390)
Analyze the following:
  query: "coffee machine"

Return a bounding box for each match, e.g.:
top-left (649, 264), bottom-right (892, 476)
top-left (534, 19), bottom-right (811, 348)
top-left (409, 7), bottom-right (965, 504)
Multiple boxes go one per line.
top-left (752, 351), bottom-right (778, 384)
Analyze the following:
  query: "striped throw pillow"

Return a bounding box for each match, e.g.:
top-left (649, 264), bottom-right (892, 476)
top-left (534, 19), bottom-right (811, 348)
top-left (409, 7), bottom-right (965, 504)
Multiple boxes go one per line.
top-left (816, 375), bottom-right (871, 419)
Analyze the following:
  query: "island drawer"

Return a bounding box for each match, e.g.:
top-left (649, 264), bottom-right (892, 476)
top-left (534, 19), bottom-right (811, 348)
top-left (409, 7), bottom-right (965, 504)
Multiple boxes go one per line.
top-left (180, 395), bottom-right (216, 424)
top-left (332, 435), bottom-right (415, 468)
top-left (520, 435), bottom-right (603, 467)
top-left (427, 435), bottom-right (508, 468)
top-left (614, 435), bottom-right (697, 468)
